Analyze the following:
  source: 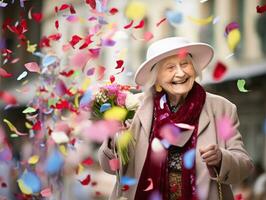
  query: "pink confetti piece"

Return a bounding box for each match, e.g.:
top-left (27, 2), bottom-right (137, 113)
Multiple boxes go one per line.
top-left (97, 66), bottom-right (106, 80)
top-left (0, 91), bottom-right (17, 105)
top-left (109, 158), bottom-right (120, 171)
top-left (159, 124), bottom-right (181, 145)
top-left (40, 188), bottom-right (52, 198)
top-left (144, 31), bottom-right (154, 41)
top-left (144, 178), bottom-right (153, 191)
top-left (70, 51), bottom-right (91, 68)
top-left (174, 123), bottom-right (195, 130)
top-left (0, 68), bottom-right (12, 78)
top-left (217, 116), bottom-right (234, 140)
top-left (24, 62), bottom-right (40, 73)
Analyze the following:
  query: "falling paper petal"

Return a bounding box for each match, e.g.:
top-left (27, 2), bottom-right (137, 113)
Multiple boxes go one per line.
top-left (144, 178), bottom-right (153, 191)
top-left (18, 170), bottom-right (41, 194)
top-left (0, 91), bottom-right (17, 105)
top-left (28, 155), bottom-right (39, 164)
top-left (41, 188), bottom-right (52, 198)
top-left (45, 149), bottom-right (64, 175)
top-left (144, 32), bottom-right (153, 41)
top-left (22, 107), bottom-right (36, 114)
top-left (120, 176), bottom-right (137, 186)
top-left (134, 19), bottom-right (145, 29)
top-left (42, 55), bottom-right (57, 67)
top-left (109, 158), bottom-right (120, 171)
top-left (237, 79), bottom-right (249, 92)
top-left (175, 123), bottom-right (195, 130)
top-left (160, 94), bottom-right (166, 109)
top-left (217, 116), bottom-right (234, 140)
top-left (100, 103), bottom-right (112, 112)
top-left (125, 1), bottom-right (146, 20)
top-left (103, 106), bottom-right (127, 121)
top-left (166, 11), bottom-right (183, 26)
top-left (79, 174), bottom-right (91, 185)
top-left (79, 89), bottom-right (92, 108)
top-left (151, 138), bottom-right (164, 153)
top-left (213, 61), bottom-right (227, 81)
top-left (24, 62), bottom-right (40, 73)
top-left (0, 68), bottom-right (12, 78)
top-left (3, 119), bottom-right (27, 135)
top-left (51, 131), bottom-right (69, 144)
top-left (227, 29), bottom-right (241, 52)
top-left (17, 71), bottom-right (28, 81)
top-left (184, 149), bottom-right (196, 169)
top-left (188, 15), bottom-right (213, 25)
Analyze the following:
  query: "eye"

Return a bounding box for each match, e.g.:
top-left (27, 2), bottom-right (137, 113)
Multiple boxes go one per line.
top-left (180, 61), bottom-right (188, 67)
top-left (167, 65), bottom-right (175, 70)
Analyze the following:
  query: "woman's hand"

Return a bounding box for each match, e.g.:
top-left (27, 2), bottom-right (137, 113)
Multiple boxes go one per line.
top-left (199, 144), bottom-right (222, 168)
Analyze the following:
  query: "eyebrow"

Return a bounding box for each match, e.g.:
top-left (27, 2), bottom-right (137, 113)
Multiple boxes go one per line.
top-left (150, 53), bottom-right (193, 71)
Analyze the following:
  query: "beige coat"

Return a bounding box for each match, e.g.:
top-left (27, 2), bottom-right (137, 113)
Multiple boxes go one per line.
top-left (98, 90), bottom-right (254, 200)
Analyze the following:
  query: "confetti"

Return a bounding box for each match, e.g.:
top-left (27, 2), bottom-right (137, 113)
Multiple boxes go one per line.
top-left (166, 11), bottom-right (183, 26)
top-left (97, 66), bottom-right (106, 80)
top-left (184, 149), bottom-right (196, 169)
top-left (225, 22), bottom-right (240, 36)
top-left (115, 60), bottom-right (124, 69)
top-left (149, 190), bottom-right (162, 200)
top-left (125, 1), bottom-right (146, 20)
top-left (188, 15), bottom-right (213, 25)
top-left (17, 71), bottom-right (28, 81)
top-left (0, 68), bottom-right (12, 78)
top-left (28, 155), bottom-right (39, 165)
top-left (237, 79), bottom-right (249, 92)
top-left (45, 149), bottom-right (64, 175)
top-left (212, 61), bottom-right (227, 81)
top-left (110, 75), bottom-right (115, 83)
top-left (22, 107), bottom-right (36, 114)
top-left (24, 62), bottom-right (40, 73)
top-left (3, 119), bottom-right (27, 136)
top-left (82, 157), bottom-right (94, 166)
top-left (156, 17), bottom-right (167, 27)
top-left (79, 174), bottom-right (91, 185)
top-left (79, 89), bottom-right (92, 108)
top-left (0, 1), bottom-right (8, 7)
top-left (32, 13), bottom-right (43, 23)
top-left (17, 170), bottom-right (41, 194)
top-left (144, 178), bottom-right (153, 191)
top-left (174, 123), bottom-right (195, 130)
top-left (151, 138), bottom-right (164, 153)
top-left (109, 158), bottom-right (120, 171)
top-left (100, 103), bottom-right (112, 112)
top-left (26, 41), bottom-right (37, 53)
top-left (120, 176), bottom-right (137, 186)
top-left (0, 91), bottom-right (17, 105)
top-left (217, 116), bottom-right (234, 140)
top-left (134, 19), bottom-right (145, 29)
top-left (40, 188), bottom-right (52, 198)
top-left (144, 31), bottom-right (154, 41)
top-left (213, 16), bottom-right (220, 24)
top-left (160, 94), bottom-right (166, 109)
top-left (227, 29), bottom-right (241, 52)
top-left (124, 20), bottom-right (134, 29)
top-left (109, 7), bottom-right (118, 15)
top-left (103, 106), bottom-right (127, 121)
top-left (86, 0), bottom-right (96, 9)
top-left (256, 4), bottom-right (266, 14)
top-left (70, 52), bottom-right (90, 68)
top-left (42, 55), bottom-right (57, 67)
top-left (51, 131), bottom-right (69, 144)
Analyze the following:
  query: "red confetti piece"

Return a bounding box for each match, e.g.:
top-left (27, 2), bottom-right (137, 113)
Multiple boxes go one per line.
top-left (79, 174), bottom-right (91, 185)
top-left (0, 91), bottom-right (17, 105)
top-left (70, 138), bottom-right (76, 146)
top-left (134, 19), bottom-right (145, 29)
top-left (53, 100), bottom-right (70, 109)
top-left (55, 20), bottom-right (59, 30)
top-left (156, 17), bottom-right (167, 27)
top-left (124, 20), bottom-right (134, 29)
top-left (55, 6), bottom-right (58, 13)
top-left (1, 182), bottom-right (7, 188)
top-left (109, 75), bottom-right (115, 83)
top-left (59, 4), bottom-right (70, 11)
top-left (79, 34), bottom-right (93, 49)
top-left (256, 4), bottom-right (266, 13)
top-left (213, 61), bottom-right (227, 81)
top-left (32, 13), bottom-right (43, 23)
top-left (95, 191), bottom-right (101, 196)
top-left (48, 33), bottom-right (61, 41)
top-left (91, 181), bottom-right (97, 186)
top-left (69, 35), bottom-right (82, 48)
top-left (0, 68), bottom-right (12, 78)
top-left (88, 48), bottom-right (100, 58)
top-left (59, 70), bottom-right (74, 77)
top-left (86, 0), bottom-right (96, 9)
top-left (115, 60), bottom-right (124, 69)
top-left (109, 8), bottom-right (118, 15)
top-left (115, 67), bottom-right (125, 75)
top-left (97, 66), bottom-right (106, 80)
top-left (122, 185), bottom-right (130, 191)
top-left (69, 4), bottom-right (76, 14)
top-left (32, 121), bottom-right (41, 131)
top-left (39, 36), bottom-right (50, 48)
top-left (82, 157), bottom-right (94, 166)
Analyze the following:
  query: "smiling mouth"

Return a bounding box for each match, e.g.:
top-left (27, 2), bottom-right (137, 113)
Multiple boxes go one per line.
top-left (171, 78), bottom-right (189, 85)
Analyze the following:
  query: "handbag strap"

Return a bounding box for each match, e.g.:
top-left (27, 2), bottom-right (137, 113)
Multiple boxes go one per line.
top-left (214, 168), bottom-right (223, 200)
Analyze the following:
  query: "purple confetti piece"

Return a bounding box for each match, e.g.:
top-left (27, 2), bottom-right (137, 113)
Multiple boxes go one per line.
top-left (0, 2), bottom-right (8, 7)
top-left (101, 39), bottom-right (116, 46)
top-left (86, 67), bottom-right (95, 76)
top-left (20, 0), bottom-right (24, 7)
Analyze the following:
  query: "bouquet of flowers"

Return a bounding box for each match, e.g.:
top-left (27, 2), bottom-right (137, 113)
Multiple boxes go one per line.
top-left (89, 83), bottom-right (140, 165)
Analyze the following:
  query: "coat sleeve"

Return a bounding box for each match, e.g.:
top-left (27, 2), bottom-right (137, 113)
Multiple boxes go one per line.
top-left (209, 103), bottom-right (254, 184)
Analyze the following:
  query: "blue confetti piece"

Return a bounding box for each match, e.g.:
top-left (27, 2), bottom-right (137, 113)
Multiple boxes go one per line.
top-left (20, 170), bottom-right (41, 193)
top-left (160, 139), bottom-right (170, 149)
top-left (42, 55), bottom-right (57, 67)
top-left (79, 89), bottom-right (92, 108)
top-left (184, 149), bottom-right (196, 169)
top-left (32, 52), bottom-right (44, 58)
top-left (120, 176), bottom-right (137, 186)
top-left (45, 149), bottom-right (64, 175)
top-left (166, 11), bottom-right (183, 26)
top-left (100, 103), bottom-right (112, 112)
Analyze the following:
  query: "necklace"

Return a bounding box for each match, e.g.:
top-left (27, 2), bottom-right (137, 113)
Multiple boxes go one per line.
top-left (170, 104), bottom-right (180, 113)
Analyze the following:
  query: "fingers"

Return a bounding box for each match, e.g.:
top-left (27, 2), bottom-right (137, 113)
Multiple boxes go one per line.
top-left (199, 144), bottom-right (216, 154)
top-left (199, 144), bottom-right (222, 167)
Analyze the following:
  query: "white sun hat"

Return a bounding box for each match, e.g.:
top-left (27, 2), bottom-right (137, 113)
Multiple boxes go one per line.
top-left (134, 37), bottom-right (214, 86)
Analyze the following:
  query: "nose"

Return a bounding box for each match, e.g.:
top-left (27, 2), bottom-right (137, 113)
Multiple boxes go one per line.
top-left (174, 65), bottom-right (185, 77)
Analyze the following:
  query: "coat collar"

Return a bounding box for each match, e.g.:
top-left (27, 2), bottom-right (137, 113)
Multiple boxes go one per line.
top-left (137, 90), bottom-right (210, 141)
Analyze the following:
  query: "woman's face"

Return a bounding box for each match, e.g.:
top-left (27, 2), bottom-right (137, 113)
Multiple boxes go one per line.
top-left (156, 54), bottom-right (196, 96)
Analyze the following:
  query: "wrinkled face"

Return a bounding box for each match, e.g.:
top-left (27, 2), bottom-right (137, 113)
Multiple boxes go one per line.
top-left (156, 54), bottom-right (196, 96)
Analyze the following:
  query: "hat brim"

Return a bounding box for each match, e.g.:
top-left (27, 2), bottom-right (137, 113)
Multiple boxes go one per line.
top-left (134, 43), bottom-right (214, 86)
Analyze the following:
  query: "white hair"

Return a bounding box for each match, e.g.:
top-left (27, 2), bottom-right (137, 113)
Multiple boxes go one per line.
top-left (143, 55), bottom-right (202, 91)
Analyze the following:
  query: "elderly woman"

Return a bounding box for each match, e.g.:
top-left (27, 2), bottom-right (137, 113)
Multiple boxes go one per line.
top-left (98, 37), bottom-right (254, 200)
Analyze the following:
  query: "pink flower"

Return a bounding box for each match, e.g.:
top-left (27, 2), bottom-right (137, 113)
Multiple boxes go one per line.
top-left (116, 92), bottom-right (127, 106)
